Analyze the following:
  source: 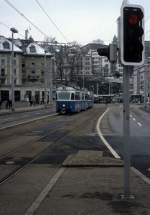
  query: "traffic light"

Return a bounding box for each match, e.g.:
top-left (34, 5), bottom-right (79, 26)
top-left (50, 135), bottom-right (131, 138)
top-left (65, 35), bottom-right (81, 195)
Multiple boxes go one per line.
top-left (97, 45), bottom-right (109, 59)
top-left (121, 5), bottom-right (144, 65)
top-left (97, 44), bottom-right (117, 63)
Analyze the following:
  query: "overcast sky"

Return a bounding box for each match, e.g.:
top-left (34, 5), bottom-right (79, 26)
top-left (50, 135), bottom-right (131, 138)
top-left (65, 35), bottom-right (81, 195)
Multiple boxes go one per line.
top-left (0, 0), bottom-right (150, 45)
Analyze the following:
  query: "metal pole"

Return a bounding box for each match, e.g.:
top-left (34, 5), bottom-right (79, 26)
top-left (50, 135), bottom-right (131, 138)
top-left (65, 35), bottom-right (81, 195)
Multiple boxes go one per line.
top-left (123, 65), bottom-right (131, 198)
top-left (148, 63), bottom-right (150, 105)
top-left (11, 32), bottom-right (15, 112)
top-left (49, 57), bottom-right (53, 104)
top-left (144, 64), bottom-right (148, 108)
top-left (96, 83), bottom-right (99, 95)
top-left (82, 69), bottom-right (85, 89)
top-left (44, 52), bottom-right (47, 107)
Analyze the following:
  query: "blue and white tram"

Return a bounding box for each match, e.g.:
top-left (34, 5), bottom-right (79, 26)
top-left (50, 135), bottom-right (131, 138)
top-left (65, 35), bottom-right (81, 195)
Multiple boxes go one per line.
top-left (56, 87), bottom-right (93, 114)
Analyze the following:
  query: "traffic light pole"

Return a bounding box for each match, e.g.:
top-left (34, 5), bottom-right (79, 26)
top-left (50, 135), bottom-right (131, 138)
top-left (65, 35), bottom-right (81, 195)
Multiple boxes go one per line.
top-left (122, 65), bottom-right (134, 199)
top-left (123, 66), bottom-right (130, 198)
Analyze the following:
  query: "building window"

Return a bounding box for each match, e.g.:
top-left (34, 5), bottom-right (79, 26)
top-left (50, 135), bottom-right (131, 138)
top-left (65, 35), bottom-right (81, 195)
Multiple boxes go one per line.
top-left (22, 63), bottom-right (25, 68)
top-left (32, 62), bottom-right (35, 66)
top-left (3, 41), bottom-right (10, 49)
top-left (28, 75), bottom-right (30, 80)
top-left (1, 79), bottom-right (5, 84)
top-left (1, 59), bottom-right (5, 66)
top-left (29, 45), bottom-right (36, 53)
top-left (1, 68), bottom-right (5, 76)
top-left (13, 60), bottom-right (16, 66)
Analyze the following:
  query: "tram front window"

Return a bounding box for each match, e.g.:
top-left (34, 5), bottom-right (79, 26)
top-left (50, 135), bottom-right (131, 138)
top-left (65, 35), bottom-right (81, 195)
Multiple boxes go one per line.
top-left (57, 92), bottom-right (70, 100)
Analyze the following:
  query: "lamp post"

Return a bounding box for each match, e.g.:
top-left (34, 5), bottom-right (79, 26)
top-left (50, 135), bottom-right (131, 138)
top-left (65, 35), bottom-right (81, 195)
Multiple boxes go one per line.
top-left (44, 50), bottom-right (48, 107)
top-left (82, 69), bottom-right (85, 90)
top-left (10, 27), bottom-right (18, 112)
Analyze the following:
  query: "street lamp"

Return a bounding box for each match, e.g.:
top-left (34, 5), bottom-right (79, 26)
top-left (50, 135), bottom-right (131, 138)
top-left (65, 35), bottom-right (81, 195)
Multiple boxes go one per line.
top-left (10, 27), bottom-right (18, 112)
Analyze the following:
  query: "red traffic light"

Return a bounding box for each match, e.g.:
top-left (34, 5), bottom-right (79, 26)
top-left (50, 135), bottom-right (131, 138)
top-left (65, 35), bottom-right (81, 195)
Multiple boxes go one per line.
top-left (121, 5), bottom-right (144, 65)
top-left (128, 15), bottom-right (139, 25)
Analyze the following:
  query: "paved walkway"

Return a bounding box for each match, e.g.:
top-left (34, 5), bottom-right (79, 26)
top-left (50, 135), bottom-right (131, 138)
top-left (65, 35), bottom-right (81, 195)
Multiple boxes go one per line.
top-left (26, 151), bottom-right (150, 215)
top-left (0, 101), bottom-right (55, 115)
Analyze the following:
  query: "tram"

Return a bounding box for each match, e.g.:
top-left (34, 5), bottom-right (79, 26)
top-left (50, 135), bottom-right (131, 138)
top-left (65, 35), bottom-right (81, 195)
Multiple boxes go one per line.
top-left (56, 87), bottom-right (93, 114)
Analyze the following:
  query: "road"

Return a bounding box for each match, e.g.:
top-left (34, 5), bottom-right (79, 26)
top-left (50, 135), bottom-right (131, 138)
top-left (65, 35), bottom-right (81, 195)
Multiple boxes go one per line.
top-left (0, 104), bottom-right (115, 214)
top-left (0, 104), bottom-right (150, 214)
top-left (101, 104), bottom-right (150, 178)
top-left (0, 104), bottom-right (109, 182)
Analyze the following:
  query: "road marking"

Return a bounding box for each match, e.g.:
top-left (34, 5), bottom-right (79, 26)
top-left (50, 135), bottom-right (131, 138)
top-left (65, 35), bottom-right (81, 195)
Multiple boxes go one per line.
top-left (130, 115), bottom-right (142, 127)
top-left (131, 167), bottom-right (150, 185)
top-left (24, 168), bottom-right (65, 215)
top-left (96, 108), bottom-right (120, 159)
top-left (0, 113), bottom-right (57, 130)
top-left (97, 107), bottom-right (150, 186)
top-left (137, 122), bottom-right (142, 127)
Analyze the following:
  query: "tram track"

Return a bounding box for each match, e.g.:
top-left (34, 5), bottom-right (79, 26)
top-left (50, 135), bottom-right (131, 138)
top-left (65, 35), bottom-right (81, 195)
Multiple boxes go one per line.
top-left (0, 111), bottom-right (89, 184)
top-left (0, 106), bottom-right (107, 185)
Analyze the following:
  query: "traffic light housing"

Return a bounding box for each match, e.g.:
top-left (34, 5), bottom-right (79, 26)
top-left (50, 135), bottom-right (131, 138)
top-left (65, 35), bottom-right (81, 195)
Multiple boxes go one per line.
top-left (120, 4), bottom-right (144, 65)
top-left (97, 44), bottom-right (117, 63)
top-left (97, 45), bottom-right (110, 59)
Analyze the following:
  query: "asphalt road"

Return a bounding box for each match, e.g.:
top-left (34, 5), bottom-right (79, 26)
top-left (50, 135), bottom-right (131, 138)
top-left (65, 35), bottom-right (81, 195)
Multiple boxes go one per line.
top-left (0, 104), bottom-right (109, 182)
top-left (101, 104), bottom-right (150, 178)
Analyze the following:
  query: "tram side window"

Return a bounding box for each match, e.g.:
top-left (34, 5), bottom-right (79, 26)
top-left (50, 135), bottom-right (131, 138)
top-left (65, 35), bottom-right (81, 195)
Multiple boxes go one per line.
top-left (82, 93), bottom-right (85, 100)
top-left (71, 93), bottom-right (75, 100)
top-left (85, 94), bottom-right (89, 100)
top-left (75, 92), bottom-right (80, 100)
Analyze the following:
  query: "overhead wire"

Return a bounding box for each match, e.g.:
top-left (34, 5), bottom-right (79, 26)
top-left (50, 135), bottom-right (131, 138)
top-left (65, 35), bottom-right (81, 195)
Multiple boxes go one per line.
top-left (34, 0), bottom-right (69, 43)
top-left (4, 0), bottom-right (49, 38)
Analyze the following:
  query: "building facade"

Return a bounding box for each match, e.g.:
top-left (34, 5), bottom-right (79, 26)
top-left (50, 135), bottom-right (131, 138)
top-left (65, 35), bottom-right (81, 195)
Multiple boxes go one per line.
top-left (0, 36), bottom-right (55, 103)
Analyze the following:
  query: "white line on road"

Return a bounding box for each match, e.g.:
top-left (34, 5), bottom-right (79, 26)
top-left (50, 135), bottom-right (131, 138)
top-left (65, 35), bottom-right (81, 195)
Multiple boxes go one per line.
top-left (137, 122), bottom-right (142, 127)
top-left (96, 108), bottom-right (120, 159)
top-left (132, 117), bottom-right (136, 121)
top-left (24, 168), bottom-right (65, 215)
top-left (0, 113), bottom-right (57, 131)
top-left (97, 108), bottom-right (150, 186)
top-left (131, 167), bottom-right (150, 185)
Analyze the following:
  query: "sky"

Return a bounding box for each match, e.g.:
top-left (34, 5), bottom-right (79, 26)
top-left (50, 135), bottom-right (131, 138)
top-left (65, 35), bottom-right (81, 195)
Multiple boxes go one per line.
top-left (0, 0), bottom-right (150, 45)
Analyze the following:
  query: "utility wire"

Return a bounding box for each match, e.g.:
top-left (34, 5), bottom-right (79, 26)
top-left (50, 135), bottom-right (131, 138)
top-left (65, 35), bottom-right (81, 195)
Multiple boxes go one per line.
top-left (4, 0), bottom-right (49, 38)
top-left (34, 0), bottom-right (69, 43)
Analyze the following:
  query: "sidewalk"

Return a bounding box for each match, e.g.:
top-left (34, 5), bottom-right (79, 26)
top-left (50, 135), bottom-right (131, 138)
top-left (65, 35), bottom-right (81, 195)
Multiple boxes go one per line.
top-left (27, 151), bottom-right (150, 215)
top-left (0, 101), bottom-right (56, 115)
